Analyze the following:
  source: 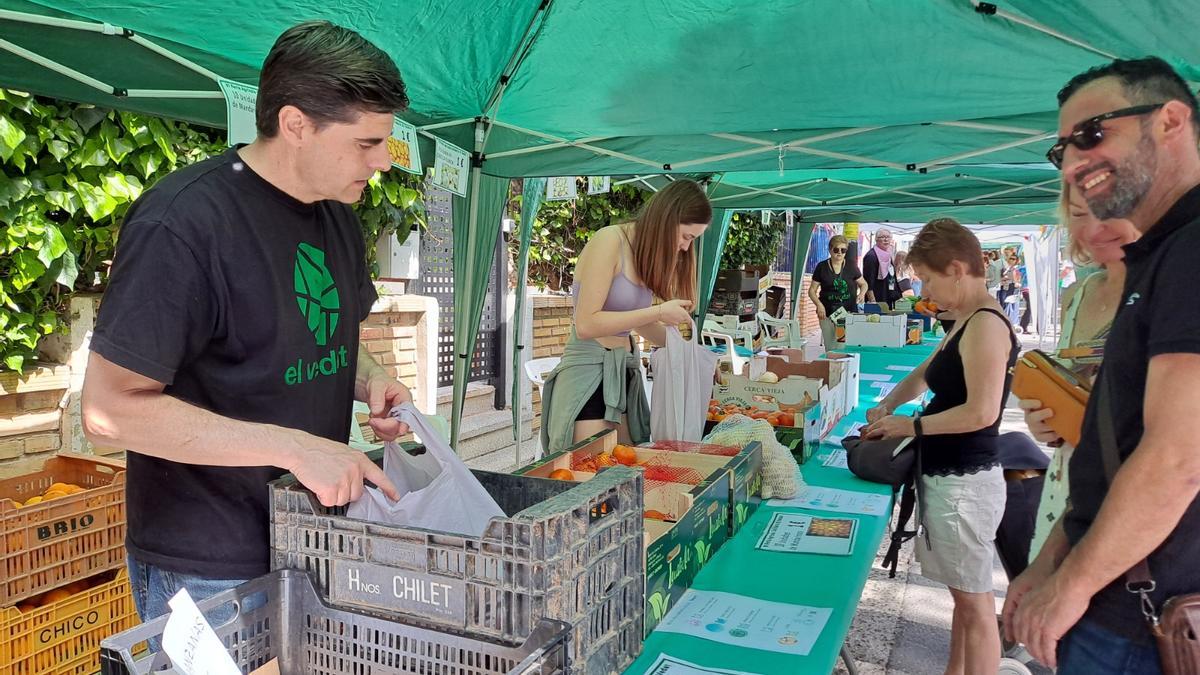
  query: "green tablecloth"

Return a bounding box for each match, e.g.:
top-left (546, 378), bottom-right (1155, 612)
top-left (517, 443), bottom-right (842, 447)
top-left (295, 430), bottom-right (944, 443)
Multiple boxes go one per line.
top-left (626, 341), bottom-right (936, 674)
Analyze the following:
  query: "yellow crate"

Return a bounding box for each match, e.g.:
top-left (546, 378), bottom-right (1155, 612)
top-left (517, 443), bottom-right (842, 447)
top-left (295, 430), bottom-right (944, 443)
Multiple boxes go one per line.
top-left (0, 569), bottom-right (139, 675)
top-left (0, 454), bottom-right (127, 607)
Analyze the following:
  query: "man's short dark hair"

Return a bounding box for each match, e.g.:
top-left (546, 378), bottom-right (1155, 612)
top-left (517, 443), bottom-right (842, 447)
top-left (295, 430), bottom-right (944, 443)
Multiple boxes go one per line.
top-left (1057, 56), bottom-right (1200, 138)
top-left (256, 21), bottom-right (409, 138)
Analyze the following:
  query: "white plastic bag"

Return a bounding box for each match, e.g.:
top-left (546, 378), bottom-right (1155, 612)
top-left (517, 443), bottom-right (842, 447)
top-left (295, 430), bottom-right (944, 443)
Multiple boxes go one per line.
top-left (650, 326), bottom-right (719, 442)
top-left (346, 403), bottom-right (504, 537)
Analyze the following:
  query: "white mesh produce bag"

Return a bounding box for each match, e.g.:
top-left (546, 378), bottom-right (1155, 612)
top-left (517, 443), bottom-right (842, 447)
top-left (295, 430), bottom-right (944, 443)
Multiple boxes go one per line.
top-left (703, 414), bottom-right (802, 499)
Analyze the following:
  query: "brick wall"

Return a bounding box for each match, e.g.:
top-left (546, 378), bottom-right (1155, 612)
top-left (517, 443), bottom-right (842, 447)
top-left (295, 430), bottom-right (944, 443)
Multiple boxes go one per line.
top-left (772, 272), bottom-right (820, 339)
top-left (0, 366), bottom-right (70, 475)
top-left (530, 295), bottom-right (574, 427)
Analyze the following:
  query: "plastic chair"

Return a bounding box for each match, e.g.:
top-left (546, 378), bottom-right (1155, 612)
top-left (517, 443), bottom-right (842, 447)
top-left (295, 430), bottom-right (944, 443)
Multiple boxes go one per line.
top-left (704, 314), bottom-right (756, 353)
top-left (524, 356), bottom-right (562, 398)
top-left (757, 311), bottom-right (807, 350)
top-left (700, 328), bottom-right (753, 378)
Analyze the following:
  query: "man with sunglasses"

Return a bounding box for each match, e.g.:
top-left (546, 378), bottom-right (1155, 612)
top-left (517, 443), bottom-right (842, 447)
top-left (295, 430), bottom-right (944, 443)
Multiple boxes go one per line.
top-left (1004, 57), bottom-right (1200, 673)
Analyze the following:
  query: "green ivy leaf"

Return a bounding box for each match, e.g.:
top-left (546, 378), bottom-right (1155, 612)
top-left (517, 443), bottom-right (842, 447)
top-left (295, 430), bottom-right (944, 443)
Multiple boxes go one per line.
top-left (49, 249), bottom-right (79, 289)
top-left (75, 137), bottom-right (110, 168)
top-left (73, 181), bottom-right (118, 220)
top-left (101, 120), bottom-right (136, 163)
top-left (0, 112), bottom-right (27, 161)
top-left (38, 223), bottom-right (67, 266)
top-left (10, 250), bottom-right (46, 291)
top-left (37, 310), bottom-right (56, 335)
top-left (72, 106), bottom-right (105, 133)
top-left (4, 354), bottom-right (23, 373)
top-left (133, 150), bottom-right (161, 179)
top-left (46, 139), bottom-right (70, 161)
top-left (147, 117), bottom-right (177, 165)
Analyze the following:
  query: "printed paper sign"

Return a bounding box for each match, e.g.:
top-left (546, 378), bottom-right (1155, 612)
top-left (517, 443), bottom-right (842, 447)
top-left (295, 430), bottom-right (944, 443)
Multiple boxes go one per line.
top-left (587, 175), bottom-right (610, 195)
top-left (388, 117), bottom-right (422, 174)
top-left (643, 654), bottom-right (764, 675)
top-left (217, 78), bottom-right (258, 147)
top-left (658, 589), bottom-right (832, 656)
top-left (821, 449), bottom-right (849, 469)
top-left (432, 139), bottom-right (469, 196)
top-left (546, 176), bottom-right (578, 201)
top-left (771, 485), bottom-right (890, 517)
top-left (161, 588), bottom-right (240, 675)
top-left (756, 512), bottom-right (858, 556)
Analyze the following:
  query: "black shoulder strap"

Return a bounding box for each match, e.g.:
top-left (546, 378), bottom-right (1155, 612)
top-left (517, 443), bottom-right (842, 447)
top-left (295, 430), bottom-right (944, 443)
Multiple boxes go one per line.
top-left (882, 484), bottom-right (916, 578)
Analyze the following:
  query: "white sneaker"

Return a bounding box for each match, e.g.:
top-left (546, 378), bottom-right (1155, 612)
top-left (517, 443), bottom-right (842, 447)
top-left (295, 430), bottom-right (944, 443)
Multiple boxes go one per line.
top-left (998, 656), bottom-right (1033, 675)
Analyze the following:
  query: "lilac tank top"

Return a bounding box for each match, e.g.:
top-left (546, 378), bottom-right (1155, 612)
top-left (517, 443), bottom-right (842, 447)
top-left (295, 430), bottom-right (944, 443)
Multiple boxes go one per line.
top-left (572, 251), bottom-right (653, 337)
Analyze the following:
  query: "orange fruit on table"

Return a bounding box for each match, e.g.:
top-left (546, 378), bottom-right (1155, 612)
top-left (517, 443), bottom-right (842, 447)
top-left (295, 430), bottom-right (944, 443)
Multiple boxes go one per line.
top-left (548, 469), bottom-right (575, 481)
top-left (613, 445), bottom-right (639, 466)
top-left (779, 412), bottom-right (796, 427)
top-left (40, 588), bottom-right (73, 605)
top-left (644, 509), bottom-right (670, 521)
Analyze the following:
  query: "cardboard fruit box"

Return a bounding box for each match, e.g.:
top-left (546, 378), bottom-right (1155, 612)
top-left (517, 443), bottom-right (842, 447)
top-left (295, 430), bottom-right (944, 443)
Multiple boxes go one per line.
top-left (516, 431), bottom-right (731, 637)
top-left (715, 356), bottom-right (848, 439)
top-left (844, 313), bottom-right (908, 348)
top-left (641, 440), bottom-right (764, 537)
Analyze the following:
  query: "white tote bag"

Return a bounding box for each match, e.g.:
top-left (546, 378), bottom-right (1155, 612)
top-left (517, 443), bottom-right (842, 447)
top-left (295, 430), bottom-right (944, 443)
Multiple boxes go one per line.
top-left (346, 403), bottom-right (504, 537)
top-left (650, 326), bottom-right (720, 442)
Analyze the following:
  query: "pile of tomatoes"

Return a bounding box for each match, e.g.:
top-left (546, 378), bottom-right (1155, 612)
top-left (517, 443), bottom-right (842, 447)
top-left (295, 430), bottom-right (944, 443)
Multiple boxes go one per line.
top-left (706, 400), bottom-right (797, 427)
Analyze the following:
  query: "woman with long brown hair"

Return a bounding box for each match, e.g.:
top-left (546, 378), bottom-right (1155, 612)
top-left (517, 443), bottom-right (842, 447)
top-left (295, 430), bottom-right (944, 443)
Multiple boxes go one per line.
top-left (539, 180), bottom-right (710, 453)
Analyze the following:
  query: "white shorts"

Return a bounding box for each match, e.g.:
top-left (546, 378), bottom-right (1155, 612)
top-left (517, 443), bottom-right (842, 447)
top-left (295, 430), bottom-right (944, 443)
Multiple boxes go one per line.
top-left (915, 466), bottom-right (1006, 593)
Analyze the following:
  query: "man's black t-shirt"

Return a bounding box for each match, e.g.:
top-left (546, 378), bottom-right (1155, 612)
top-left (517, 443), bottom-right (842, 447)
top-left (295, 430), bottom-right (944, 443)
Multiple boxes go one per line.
top-left (1064, 183), bottom-right (1200, 643)
top-left (811, 259), bottom-right (862, 315)
top-left (92, 148), bottom-right (377, 579)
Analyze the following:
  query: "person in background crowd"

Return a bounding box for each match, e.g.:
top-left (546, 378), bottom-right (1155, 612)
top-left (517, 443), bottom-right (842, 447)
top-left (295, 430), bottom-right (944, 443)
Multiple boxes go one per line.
top-left (894, 250), bottom-right (917, 298)
top-left (808, 234), bottom-right (868, 351)
top-left (862, 227), bottom-right (901, 307)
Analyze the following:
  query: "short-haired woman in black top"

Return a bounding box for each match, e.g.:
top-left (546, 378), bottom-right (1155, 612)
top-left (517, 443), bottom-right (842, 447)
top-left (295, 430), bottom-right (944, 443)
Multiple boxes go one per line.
top-left (862, 217), bottom-right (1019, 675)
top-left (807, 234), bottom-right (868, 352)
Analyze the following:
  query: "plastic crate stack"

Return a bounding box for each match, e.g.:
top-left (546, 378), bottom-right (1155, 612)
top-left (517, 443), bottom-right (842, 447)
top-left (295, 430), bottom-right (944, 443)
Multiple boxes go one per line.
top-left (0, 453), bottom-right (137, 675)
top-left (99, 569), bottom-right (572, 675)
top-left (269, 451), bottom-right (645, 675)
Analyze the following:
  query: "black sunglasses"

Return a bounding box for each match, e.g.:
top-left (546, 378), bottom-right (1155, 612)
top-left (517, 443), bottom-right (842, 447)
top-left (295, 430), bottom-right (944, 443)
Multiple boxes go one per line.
top-left (831, 247), bottom-right (848, 253)
top-left (1046, 103), bottom-right (1164, 168)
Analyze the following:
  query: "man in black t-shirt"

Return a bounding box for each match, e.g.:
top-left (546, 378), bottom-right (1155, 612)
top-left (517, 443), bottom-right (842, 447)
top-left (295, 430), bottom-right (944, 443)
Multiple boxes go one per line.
top-left (82, 22), bottom-right (414, 622)
top-left (1004, 57), bottom-right (1200, 673)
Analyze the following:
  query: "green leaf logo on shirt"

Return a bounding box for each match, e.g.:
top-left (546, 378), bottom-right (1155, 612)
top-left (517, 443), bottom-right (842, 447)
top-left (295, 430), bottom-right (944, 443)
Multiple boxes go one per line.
top-left (294, 243), bottom-right (340, 346)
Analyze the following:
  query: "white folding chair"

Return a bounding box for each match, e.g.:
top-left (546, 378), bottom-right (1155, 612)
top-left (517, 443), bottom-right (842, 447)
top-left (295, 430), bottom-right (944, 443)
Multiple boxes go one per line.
top-left (757, 311), bottom-right (807, 350)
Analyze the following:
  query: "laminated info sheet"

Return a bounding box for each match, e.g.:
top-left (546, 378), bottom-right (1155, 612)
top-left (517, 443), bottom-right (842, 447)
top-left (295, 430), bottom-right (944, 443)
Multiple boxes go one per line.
top-left (657, 589), bottom-right (832, 656)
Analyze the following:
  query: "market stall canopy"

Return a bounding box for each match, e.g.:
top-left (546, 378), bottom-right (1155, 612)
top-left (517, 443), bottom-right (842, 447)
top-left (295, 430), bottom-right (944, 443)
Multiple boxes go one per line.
top-left (3, 0), bottom-right (1198, 189)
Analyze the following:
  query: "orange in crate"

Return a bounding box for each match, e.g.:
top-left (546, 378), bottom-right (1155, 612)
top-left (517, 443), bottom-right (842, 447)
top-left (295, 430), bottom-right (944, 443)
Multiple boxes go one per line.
top-left (0, 569), bottom-right (140, 675)
top-left (0, 454), bottom-right (127, 607)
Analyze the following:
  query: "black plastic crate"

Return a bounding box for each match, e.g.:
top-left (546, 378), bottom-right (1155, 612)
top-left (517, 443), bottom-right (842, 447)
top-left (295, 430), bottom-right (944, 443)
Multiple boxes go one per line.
top-left (270, 454), bottom-right (644, 675)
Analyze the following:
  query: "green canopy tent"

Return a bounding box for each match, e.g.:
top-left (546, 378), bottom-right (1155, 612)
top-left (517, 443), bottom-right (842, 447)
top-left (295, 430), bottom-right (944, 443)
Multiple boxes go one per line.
top-left (2, 0), bottom-right (1198, 444)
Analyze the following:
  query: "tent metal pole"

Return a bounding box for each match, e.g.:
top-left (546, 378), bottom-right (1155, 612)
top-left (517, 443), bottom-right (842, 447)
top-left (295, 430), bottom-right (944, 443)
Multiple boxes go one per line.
top-left (957, 174), bottom-right (1062, 195)
top-left (933, 120), bottom-right (1047, 136)
top-left (708, 179), bottom-right (824, 205)
top-left (957, 178), bottom-right (1060, 204)
top-left (0, 9), bottom-right (113, 32)
top-left (488, 120), bottom-right (664, 169)
top-left (969, 1), bottom-right (1119, 60)
top-left (126, 34), bottom-right (220, 82)
top-left (452, 119), bottom-right (487, 449)
top-left (672, 127), bottom-right (879, 170)
top-left (124, 89), bottom-right (224, 99)
top-left (915, 132), bottom-right (1055, 170)
top-left (0, 38), bottom-right (115, 94)
top-left (784, 145), bottom-right (909, 171)
top-left (824, 178), bottom-right (954, 203)
top-left (824, 175), bottom-right (954, 205)
top-left (418, 118), bottom-right (476, 131)
top-left (487, 137), bottom-right (610, 159)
